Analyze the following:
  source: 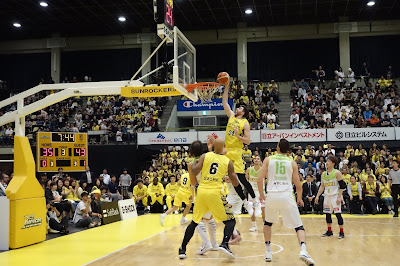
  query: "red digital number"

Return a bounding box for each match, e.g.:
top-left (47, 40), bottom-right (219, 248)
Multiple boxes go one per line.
top-left (42, 148), bottom-right (53, 157)
top-left (166, 4), bottom-right (173, 26)
top-left (41, 160), bottom-right (47, 167)
top-left (75, 148), bottom-right (86, 157)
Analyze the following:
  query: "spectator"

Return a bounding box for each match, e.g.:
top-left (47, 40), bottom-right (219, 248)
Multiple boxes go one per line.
top-left (363, 175), bottom-right (380, 214)
top-left (119, 168), bottom-right (132, 199)
top-left (379, 176), bottom-right (394, 214)
top-left (100, 168), bottom-right (111, 185)
top-left (301, 175), bottom-right (318, 214)
top-left (108, 175), bottom-right (122, 201)
top-left (133, 179), bottom-right (148, 211)
top-left (147, 177), bottom-right (165, 212)
top-left (347, 176), bottom-right (363, 214)
top-left (73, 192), bottom-right (101, 228)
top-left (361, 62), bottom-right (370, 86)
top-left (81, 166), bottom-right (94, 191)
top-left (100, 186), bottom-right (113, 202)
top-left (0, 175), bottom-right (6, 196)
top-left (388, 161), bottom-right (400, 217)
top-left (46, 200), bottom-right (69, 234)
top-left (347, 68), bottom-right (355, 88)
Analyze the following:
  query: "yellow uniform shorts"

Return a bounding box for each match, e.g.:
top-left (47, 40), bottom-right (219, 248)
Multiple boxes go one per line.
top-left (226, 149), bottom-right (245, 174)
top-left (173, 191), bottom-right (191, 207)
top-left (193, 187), bottom-right (234, 224)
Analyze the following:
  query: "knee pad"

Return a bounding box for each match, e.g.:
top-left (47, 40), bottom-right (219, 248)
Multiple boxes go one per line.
top-left (295, 225), bottom-right (305, 232)
top-left (264, 221), bottom-right (273, 227)
top-left (326, 213), bottom-right (332, 224)
top-left (335, 213), bottom-right (344, 225)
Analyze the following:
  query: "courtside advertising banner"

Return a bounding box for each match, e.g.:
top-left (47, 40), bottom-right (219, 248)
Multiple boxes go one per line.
top-left (118, 199), bottom-right (138, 220)
top-left (138, 132), bottom-right (197, 145)
top-left (197, 130), bottom-right (261, 143)
top-left (327, 127), bottom-right (395, 142)
top-left (177, 98), bottom-right (233, 111)
top-left (395, 127), bottom-right (400, 140)
top-left (261, 129), bottom-right (326, 142)
top-left (100, 201), bottom-right (121, 225)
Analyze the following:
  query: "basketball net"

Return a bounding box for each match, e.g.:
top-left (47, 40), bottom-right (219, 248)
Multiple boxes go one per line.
top-left (187, 82), bottom-right (220, 103)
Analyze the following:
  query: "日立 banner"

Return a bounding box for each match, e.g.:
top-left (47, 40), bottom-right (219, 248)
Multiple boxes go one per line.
top-left (327, 127), bottom-right (395, 142)
top-left (137, 132), bottom-right (198, 145)
top-left (177, 98), bottom-right (233, 111)
top-left (261, 129), bottom-right (326, 142)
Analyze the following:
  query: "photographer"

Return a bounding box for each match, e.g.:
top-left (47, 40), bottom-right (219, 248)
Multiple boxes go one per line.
top-left (73, 191), bottom-right (102, 228)
top-left (46, 200), bottom-right (69, 234)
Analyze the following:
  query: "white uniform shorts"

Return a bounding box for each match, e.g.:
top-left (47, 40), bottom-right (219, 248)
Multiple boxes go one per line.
top-left (264, 192), bottom-right (303, 229)
top-left (249, 190), bottom-right (265, 207)
top-left (323, 194), bottom-right (342, 214)
top-left (227, 195), bottom-right (243, 216)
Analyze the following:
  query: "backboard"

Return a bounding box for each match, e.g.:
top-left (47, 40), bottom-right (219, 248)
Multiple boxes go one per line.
top-left (173, 26), bottom-right (197, 101)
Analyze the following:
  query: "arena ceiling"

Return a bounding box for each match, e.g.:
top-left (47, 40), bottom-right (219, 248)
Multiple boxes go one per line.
top-left (0, 0), bottom-right (399, 40)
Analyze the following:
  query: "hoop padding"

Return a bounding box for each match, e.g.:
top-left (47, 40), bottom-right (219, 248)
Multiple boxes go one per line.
top-left (187, 82), bottom-right (220, 103)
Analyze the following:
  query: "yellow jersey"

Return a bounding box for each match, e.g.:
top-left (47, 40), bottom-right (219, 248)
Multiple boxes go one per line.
top-left (178, 173), bottom-right (192, 194)
top-left (225, 116), bottom-right (249, 150)
top-left (380, 183), bottom-right (391, 199)
top-left (342, 174), bottom-right (351, 184)
top-left (147, 183), bottom-right (164, 197)
top-left (170, 151), bottom-right (178, 159)
top-left (165, 183), bottom-right (179, 196)
top-left (242, 149), bottom-right (252, 162)
top-left (365, 182), bottom-right (377, 197)
top-left (200, 152), bottom-right (230, 190)
top-left (133, 185), bottom-right (148, 197)
top-left (350, 182), bottom-right (360, 196)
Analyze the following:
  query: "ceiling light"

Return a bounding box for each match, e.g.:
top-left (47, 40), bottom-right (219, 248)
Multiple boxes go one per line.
top-left (245, 9), bottom-right (253, 14)
top-left (118, 16), bottom-right (126, 22)
top-left (367, 1), bottom-right (375, 6)
top-left (13, 23), bottom-right (21, 28)
top-left (39, 2), bottom-right (48, 7)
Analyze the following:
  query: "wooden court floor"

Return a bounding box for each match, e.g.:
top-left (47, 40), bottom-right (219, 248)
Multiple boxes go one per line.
top-left (1, 214), bottom-right (399, 266)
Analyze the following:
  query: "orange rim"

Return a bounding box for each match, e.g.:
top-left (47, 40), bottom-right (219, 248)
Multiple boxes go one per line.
top-left (186, 82), bottom-right (220, 92)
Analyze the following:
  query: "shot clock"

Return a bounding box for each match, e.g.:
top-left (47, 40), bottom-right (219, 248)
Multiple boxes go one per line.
top-left (164, 0), bottom-right (173, 31)
top-left (37, 132), bottom-right (88, 172)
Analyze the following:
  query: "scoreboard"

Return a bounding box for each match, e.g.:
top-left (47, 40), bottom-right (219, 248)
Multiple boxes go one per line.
top-left (36, 132), bottom-right (88, 172)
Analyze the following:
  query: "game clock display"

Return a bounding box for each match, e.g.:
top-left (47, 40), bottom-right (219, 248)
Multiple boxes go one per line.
top-left (37, 132), bottom-right (88, 172)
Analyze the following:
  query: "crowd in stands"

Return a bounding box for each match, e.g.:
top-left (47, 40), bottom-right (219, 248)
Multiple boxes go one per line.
top-left (0, 75), bottom-right (168, 145)
top-left (289, 64), bottom-right (398, 129)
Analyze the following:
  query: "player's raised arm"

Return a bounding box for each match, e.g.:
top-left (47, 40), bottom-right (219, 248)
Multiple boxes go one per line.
top-left (292, 161), bottom-right (304, 207)
top-left (191, 153), bottom-right (205, 177)
top-left (222, 81), bottom-right (234, 118)
top-left (258, 157), bottom-right (269, 201)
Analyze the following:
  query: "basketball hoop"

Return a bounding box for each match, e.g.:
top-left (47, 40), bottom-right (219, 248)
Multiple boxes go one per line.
top-left (187, 82), bottom-right (221, 103)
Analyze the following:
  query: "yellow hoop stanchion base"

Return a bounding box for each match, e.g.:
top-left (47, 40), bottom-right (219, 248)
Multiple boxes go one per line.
top-left (6, 136), bottom-right (46, 249)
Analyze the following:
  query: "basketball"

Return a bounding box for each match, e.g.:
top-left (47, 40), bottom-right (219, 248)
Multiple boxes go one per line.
top-left (217, 72), bottom-right (230, 85)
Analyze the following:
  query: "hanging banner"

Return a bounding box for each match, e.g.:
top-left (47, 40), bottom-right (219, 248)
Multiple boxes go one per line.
top-left (177, 99), bottom-right (233, 111)
top-left (137, 132), bottom-right (198, 145)
top-left (261, 129), bottom-right (326, 142)
top-left (327, 127), bottom-right (395, 142)
top-left (121, 85), bottom-right (182, 98)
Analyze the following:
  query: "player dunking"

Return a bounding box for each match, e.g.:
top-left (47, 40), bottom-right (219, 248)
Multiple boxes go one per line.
top-left (222, 76), bottom-right (261, 217)
top-left (246, 155), bottom-right (265, 232)
top-left (258, 139), bottom-right (315, 265)
top-left (179, 138), bottom-right (247, 259)
top-left (315, 156), bottom-right (346, 239)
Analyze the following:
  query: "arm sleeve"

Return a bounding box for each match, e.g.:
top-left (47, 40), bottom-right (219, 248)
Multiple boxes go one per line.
top-left (358, 183), bottom-right (362, 195)
top-left (347, 184), bottom-right (352, 195)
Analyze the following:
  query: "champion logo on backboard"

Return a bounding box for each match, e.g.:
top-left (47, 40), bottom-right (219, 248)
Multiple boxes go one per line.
top-left (157, 134), bottom-right (166, 139)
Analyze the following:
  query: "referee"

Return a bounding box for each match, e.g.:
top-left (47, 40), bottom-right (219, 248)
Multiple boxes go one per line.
top-left (389, 160), bottom-right (400, 218)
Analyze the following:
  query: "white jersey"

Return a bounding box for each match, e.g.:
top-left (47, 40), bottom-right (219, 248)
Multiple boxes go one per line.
top-left (322, 169), bottom-right (339, 195)
top-left (267, 154), bottom-right (293, 193)
top-left (248, 166), bottom-right (261, 191)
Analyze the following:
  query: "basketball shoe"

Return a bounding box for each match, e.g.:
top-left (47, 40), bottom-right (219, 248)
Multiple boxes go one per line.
top-left (299, 250), bottom-right (315, 265)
